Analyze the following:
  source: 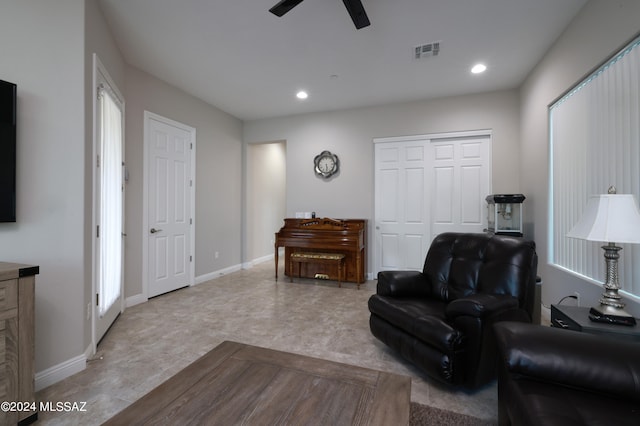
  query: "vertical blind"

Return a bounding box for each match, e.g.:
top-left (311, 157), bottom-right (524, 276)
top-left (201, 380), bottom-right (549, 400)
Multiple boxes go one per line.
top-left (98, 86), bottom-right (123, 316)
top-left (550, 35), bottom-right (640, 297)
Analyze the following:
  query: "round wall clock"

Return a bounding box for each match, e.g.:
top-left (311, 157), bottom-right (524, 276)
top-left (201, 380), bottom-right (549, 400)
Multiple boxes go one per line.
top-left (314, 150), bottom-right (340, 178)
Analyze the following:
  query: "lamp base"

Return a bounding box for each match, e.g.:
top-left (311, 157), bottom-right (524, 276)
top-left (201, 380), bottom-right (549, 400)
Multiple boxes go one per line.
top-left (589, 306), bottom-right (637, 326)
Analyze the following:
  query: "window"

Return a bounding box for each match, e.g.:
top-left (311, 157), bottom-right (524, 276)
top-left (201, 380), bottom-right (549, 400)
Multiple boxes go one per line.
top-left (97, 84), bottom-right (123, 315)
top-left (550, 35), bottom-right (640, 298)
top-left (95, 56), bottom-right (125, 319)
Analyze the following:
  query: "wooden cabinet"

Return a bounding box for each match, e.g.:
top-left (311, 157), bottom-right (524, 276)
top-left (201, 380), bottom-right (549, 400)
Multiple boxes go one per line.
top-left (0, 262), bottom-right (38, 425)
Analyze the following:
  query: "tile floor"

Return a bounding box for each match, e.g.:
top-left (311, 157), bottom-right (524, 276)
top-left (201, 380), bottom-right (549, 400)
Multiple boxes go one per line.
top-left (34, 261), bottom-right (498, 425)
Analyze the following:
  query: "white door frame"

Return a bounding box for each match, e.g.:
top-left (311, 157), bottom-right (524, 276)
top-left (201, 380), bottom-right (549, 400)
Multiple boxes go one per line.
top-left (373, 129), bottom-right (492, 275)
top-left (142, 111), bottom-right (196, 299)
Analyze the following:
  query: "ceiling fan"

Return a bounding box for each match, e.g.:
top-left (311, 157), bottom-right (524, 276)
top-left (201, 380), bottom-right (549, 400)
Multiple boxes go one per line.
top-left (269, 0), bottom-right (371, 30)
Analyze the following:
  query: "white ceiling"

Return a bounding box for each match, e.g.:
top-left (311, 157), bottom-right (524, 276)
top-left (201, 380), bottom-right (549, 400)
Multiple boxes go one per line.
top-left (98, 0), bottom-right (587, 121)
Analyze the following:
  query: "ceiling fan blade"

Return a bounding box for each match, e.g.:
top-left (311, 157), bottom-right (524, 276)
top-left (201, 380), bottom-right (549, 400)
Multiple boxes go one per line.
top-left (342, 0), bottom-right (370, 29)
top-left (269, 0), bottom-right (305, 17)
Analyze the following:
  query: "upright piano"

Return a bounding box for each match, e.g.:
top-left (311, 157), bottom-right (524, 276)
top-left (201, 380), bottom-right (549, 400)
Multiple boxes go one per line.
top-left (275, 218), bottom-right (366, 283)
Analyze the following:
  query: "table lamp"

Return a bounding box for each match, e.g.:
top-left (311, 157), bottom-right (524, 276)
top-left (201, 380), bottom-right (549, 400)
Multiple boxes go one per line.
top-left (567, 187), bottom-right (640, 326)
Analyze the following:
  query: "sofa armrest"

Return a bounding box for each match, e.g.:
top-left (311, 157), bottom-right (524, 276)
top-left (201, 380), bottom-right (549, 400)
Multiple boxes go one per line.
top-left (446, 294), bottom-right (519, 319)
top-left (494, 321), bottom-right (640, 402)
top-left (376, 270), bottom-right (431, 297)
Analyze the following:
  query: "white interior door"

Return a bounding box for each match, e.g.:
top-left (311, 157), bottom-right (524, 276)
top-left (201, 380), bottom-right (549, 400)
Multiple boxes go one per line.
top-left (430, 136), bottom-right (490, 238)
top-left (374, 140), bottom-right (430, 272)
top-left (374, 132), bottom-right (491, 275)
top-left (146, 113), bottom-right (195, 298)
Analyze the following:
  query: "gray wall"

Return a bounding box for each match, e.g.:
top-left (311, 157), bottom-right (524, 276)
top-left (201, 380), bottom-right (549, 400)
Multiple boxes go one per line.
top-left (520, 0), bottom-right (640, 316)
top-left (244, 89), bottom-right (521, 275)
top-left (0, 0), bottom-right (86, 372)
top-left (0, 0), bottom-right (243, 380)
top-left (123, 65), bottom-right (243, 298)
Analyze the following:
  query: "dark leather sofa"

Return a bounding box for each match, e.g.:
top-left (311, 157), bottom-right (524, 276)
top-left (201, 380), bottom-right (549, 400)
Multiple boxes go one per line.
top-left (368, 232), bottom-right (538, 389)
top-left (494, 321), bottom-right (640, 426)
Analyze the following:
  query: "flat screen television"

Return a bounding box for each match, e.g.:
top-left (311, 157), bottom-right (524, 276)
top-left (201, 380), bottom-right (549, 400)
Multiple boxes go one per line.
top-left (0, 79), bottom-right (16, 222)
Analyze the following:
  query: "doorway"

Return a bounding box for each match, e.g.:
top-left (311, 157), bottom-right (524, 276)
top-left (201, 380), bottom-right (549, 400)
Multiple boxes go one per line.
top-left (144, 112), bottom-right (196, 298)
top-left (245, 141), bottom-right (286, 265)
top-left (93, 54), bottom-right (125, 346)
top-left (373, 131), bottom-right (491, 274)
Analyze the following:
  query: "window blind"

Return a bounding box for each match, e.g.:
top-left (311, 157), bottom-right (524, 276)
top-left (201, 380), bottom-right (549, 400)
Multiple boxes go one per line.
top-left (550, 35), bottom-right (640, 297)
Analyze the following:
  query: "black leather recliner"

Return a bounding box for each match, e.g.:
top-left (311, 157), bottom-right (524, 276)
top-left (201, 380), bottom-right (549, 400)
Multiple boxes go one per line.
top-left (368, 232), bottom-right (538, 389)
top-left (494, 321), bottom-right (640, 426)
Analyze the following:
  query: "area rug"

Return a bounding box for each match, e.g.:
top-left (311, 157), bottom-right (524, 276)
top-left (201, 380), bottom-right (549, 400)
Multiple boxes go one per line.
top-left (409, 402), bottom-right (495, 426)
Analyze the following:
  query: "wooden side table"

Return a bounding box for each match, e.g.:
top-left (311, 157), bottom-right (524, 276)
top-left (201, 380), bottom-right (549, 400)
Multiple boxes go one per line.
top-left (551, 304), bottom-right (640, 342)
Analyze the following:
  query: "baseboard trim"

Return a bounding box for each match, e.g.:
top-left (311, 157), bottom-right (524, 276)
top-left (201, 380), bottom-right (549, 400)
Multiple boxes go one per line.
top-left (125, 293), bottom-right (147, 308)
top-left (242, 254), bottom-right (274, 270)
top-left (253, 253), bottom-right (274, 265)
top-left (35, 352), bottom-right (87, 392)
top-left (194, 263), bottom-right (243, 285)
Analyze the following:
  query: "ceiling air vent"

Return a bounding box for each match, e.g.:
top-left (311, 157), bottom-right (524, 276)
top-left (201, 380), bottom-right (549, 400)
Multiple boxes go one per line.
top-left (414, 42), bottom-right (441, 59)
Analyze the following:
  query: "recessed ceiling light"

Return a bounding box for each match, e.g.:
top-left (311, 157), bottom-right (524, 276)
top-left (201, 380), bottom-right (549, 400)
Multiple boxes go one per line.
top-left (471, 63), bottom-right (487, 74)
top-left (296, 91), bottom-right (308, 99)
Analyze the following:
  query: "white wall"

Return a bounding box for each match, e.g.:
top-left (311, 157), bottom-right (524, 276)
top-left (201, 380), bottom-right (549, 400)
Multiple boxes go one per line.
top-left (0, 0), bottom-right (86, 372)
top-left (520, 0), bottom-right (640, 316)
top-left (244, 89), bottom-right (521, 275)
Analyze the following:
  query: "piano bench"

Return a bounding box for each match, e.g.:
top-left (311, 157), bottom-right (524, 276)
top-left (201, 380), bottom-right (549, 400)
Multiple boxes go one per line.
top-left (289, 252), bottom-right (349, 288)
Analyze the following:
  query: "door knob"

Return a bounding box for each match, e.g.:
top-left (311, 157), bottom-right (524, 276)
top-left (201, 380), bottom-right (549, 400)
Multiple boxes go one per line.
top-left (150, 228), bottom-right (162, 234)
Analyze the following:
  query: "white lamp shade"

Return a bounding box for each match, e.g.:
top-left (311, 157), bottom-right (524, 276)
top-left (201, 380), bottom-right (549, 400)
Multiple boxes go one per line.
top-left (567, 194), bottom-right (640, 244)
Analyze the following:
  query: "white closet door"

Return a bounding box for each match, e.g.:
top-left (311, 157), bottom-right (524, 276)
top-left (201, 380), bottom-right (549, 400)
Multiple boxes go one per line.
top-left (374, 132), bottom-right (491, 275)
top-left (430, 136), bottom-right (490, 239)
top-left (375, 140), bottom-right (430, 272)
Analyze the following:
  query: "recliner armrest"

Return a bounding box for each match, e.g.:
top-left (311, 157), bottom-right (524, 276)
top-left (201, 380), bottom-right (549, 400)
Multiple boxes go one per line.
top-left (494, 321), bottom-right (640, 402)
top-left (446, 294), bottom-right (518, 318)
top-left (376, 270), bottom-right (431, 297)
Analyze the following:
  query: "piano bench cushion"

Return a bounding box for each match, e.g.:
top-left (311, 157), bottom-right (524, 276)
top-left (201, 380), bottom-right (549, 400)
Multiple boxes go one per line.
top-left (290, 252), bottom-right (345, 261)
top-left (290, 252), bottom-right (348, 286)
